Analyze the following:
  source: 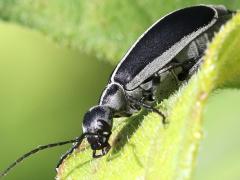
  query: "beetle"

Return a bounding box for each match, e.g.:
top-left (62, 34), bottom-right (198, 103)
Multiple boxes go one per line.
top-left (0, 4), bottom-right (235, 177)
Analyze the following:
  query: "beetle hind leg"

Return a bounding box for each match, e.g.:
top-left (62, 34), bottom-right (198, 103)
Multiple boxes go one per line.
top-left (177, 56), bottom-right (203, 80)
top-left (140, 75), bottom-right (160, 103)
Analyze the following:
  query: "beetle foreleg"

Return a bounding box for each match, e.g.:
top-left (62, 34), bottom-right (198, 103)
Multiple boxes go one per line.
top-left (92, 142), bottom-right (111, 158)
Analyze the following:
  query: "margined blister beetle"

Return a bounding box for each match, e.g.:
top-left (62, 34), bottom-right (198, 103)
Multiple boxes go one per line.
top-left (0, 4), bottom-right (236, 178)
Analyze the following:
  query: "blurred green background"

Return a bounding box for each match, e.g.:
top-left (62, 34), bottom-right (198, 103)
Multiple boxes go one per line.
top-left (0, 22), bottom-right (113, 180)
top-left (0, 1), bottom-right (240, 180)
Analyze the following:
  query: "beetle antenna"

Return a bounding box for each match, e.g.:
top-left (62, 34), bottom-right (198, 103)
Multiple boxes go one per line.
top-left (0, 134), bottom-right (87, 178)
top-left (56, 132), bottom-right (90, 169)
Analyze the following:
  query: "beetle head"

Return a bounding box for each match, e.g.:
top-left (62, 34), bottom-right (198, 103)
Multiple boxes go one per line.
top-left (83, 106), bottom-right (113, 157)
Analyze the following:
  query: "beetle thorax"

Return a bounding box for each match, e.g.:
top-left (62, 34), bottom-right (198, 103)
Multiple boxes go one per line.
top-left (100, 83), bottom-right (128, 112)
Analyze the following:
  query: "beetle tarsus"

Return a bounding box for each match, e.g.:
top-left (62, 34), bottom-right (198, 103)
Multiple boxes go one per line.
top-left (92, 142), bottom-right (111, 158)
top-left (92, 150), bottom-right (104, 158)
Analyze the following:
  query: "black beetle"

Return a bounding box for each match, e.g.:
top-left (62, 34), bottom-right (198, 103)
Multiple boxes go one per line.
top-left (0, 4), bottom-right (235, 177)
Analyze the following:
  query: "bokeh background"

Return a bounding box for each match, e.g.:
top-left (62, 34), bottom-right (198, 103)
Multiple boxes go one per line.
top-left (0, 1), bottom-right (239, 180)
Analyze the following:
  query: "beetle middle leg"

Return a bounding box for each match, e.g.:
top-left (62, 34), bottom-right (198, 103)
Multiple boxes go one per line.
top-left (127, 96), bottom-right (167, 126)
top-left (177, 56), bottom-right (203, 80)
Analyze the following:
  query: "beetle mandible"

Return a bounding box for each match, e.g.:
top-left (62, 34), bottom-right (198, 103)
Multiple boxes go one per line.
top-left (0, 4), bottom-right (235, 177)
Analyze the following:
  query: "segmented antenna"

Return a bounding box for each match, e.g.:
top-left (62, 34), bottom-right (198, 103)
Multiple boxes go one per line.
top-left (0, 137), bottom-right (80, 178)
top-left (56, 133), bottom-right (89, 168)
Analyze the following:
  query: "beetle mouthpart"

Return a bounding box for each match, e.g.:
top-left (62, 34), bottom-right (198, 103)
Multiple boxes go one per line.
top-left (103, 143), bottom-right (111, 155)
top-left (92, 143), bottom-right (111, 158)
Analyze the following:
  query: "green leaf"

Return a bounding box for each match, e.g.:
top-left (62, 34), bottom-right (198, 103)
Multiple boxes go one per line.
top-left (0, 1), bottom-right (239, 64)
top-left (56, 14), bottom-right (240, 179)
